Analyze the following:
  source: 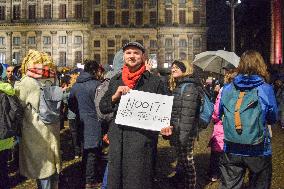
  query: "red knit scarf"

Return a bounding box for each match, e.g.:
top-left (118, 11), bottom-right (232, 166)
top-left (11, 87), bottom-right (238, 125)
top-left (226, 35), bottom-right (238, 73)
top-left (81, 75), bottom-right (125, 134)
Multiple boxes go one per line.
top-left (122, 64), bottom-right (146, 89)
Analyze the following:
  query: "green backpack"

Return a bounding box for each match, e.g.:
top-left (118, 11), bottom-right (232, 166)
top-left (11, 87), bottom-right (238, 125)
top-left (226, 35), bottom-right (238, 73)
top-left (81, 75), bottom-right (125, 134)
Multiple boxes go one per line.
top-left (221, 84), bottom-right (265, 145)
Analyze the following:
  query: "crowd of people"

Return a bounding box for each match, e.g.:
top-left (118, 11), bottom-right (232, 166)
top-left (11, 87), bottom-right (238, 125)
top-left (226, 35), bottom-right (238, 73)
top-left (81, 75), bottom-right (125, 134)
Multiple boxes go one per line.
top-left (0, 42), bottom-right (282, 189)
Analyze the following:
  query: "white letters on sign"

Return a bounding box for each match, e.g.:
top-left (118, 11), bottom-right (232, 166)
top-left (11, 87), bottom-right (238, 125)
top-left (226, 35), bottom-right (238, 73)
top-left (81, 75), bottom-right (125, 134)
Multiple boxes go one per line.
top-left (115, 90), bottom-right (174, 131)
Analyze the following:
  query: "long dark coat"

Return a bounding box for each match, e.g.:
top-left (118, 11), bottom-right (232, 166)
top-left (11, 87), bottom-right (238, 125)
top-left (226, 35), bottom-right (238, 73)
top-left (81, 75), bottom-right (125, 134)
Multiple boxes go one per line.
top-left (69, 72), bottom-right (101, 149)
top-left (100, 71), bottom-right (166, 189)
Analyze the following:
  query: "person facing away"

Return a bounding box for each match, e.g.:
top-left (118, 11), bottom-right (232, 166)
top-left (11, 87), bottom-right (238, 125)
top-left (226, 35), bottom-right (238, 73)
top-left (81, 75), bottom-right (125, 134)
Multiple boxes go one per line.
top-left (167, 60), bottom-right (201, 189)
top-left (99, 41), bottom-right (172, 189)
top-left (68, 60), bottom-right (103, 189)
top-left (218, 50), bottom-right (278, 189)
top-left (207, 68), bottom-right (237, 182)
top-left (14, 49), bottom-right (60, 189)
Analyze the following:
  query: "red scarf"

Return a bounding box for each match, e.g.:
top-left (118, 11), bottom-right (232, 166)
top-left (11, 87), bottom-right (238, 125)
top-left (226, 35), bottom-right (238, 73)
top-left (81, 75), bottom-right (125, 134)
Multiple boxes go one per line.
top-left (122, 64), bottom-right (146, 89)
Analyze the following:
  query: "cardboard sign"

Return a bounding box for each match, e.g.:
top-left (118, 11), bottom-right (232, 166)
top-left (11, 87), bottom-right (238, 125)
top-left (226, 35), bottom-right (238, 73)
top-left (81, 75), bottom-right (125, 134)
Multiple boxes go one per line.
top-left (115, 90), bottom-right (174, 131)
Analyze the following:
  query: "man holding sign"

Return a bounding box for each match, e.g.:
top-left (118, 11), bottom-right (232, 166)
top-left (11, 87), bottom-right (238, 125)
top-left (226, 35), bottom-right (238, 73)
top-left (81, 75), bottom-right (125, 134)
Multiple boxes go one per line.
top-left (100, 42), bottom-right (172, 189)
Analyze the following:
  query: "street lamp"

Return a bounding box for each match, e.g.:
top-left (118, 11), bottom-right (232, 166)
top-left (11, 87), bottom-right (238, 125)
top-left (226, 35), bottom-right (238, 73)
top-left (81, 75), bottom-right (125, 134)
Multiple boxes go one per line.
top-left (226, 0), bottom-right (241, 52)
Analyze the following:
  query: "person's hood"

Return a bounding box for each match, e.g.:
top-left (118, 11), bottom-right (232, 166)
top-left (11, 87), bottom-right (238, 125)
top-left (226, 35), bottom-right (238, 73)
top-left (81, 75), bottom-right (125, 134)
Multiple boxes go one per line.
top-left (76, 72), bottom-right (94, 83)
top-left (233, 74), bottom-right (264, 90)
top-left (0, 81), bottom-right (15, 96)
top-left (112, 49), bottom-right (124, 73)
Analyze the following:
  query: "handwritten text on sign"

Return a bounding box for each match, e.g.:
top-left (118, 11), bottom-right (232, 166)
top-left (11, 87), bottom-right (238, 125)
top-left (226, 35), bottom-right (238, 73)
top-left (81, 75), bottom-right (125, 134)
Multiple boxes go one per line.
top-left (115, 90), bottom-right (174, 131)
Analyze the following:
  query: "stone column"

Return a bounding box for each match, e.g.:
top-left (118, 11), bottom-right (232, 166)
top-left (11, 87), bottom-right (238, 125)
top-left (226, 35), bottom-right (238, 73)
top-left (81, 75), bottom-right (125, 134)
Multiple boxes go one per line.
top-left (50, 31), bottom-right (58, 64)
top-left (158, 1), bottom-right (165, 25)
top-left (22, 0), bottom-right (27, 20)
top-left (100, 35), bottom-right (107, 64)
top-left (6, 1), bottom-right (12, 22)
top-left (6, 32), bottom-right (12, 65)
top-left (115, 0), bottom-right (120, 25)
top-left (187, 34), bottom-right (193, 62)
top-left (143, 35), bottom-right (150, 51)
top-left (101, 0), bottom-right (107, 25)
top-left (173, 34), bottom-right (179, 59)
top-left (83, 31), bottom-right (90, 61)
top-left (37, 0), bottom-right (41, 19)
top-left (66, 30), bottom-right (73, 67)
top-left (68, 0), bottom-right (73, 19)
top-left (115, 35), bottom-right (121, 51)
top-left (157, 33), bottom-right (165, 68)
top-left (129, 0), bottom-right (135, 25)
top-left (173, 3), bottom-right (178, 25)
top-left (143, 1), bottom-right (148, 25)
top-left (35, 31), bottom-right (42, 51)
top-left (20, 31), bottom-right (27, 59)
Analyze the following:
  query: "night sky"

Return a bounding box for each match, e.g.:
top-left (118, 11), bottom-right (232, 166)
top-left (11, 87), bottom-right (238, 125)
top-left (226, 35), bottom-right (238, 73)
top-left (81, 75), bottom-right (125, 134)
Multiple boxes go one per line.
top-left (207, 0), bottom-right (271, 62)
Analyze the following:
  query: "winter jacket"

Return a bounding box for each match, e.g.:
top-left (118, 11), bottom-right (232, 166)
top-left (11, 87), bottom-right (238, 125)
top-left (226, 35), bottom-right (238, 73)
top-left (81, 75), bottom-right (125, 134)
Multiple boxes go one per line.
top-left (99, 70), bottom-right (166, 189)
top-left (0, 82), bottom-right (16, 152)
top-left (63, 89), bottom-right (76, 120)
top-left (170, 76), bottom-right (201, 146)
top-left (15, 76), bottom-right (61, 179)
top-left (209, 88), bottom-right (224, 152)
top-left (69, 71), bottom-right (101, 149)
top-left (220, 74), bottom-right (278, 156)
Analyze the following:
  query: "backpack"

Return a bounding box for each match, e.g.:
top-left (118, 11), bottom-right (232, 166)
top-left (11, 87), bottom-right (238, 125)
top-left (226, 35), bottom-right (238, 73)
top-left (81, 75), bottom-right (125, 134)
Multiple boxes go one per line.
top-left (180, 83), bottom-right (214, 130)
top-left (221, 84), bottom-right (265, 145)
top-left (0, 94), bottom-right (24, 139)
top-left (37, 84), bottom-right (63, 125)
top-left (94, 78), bottom-right (113, 123)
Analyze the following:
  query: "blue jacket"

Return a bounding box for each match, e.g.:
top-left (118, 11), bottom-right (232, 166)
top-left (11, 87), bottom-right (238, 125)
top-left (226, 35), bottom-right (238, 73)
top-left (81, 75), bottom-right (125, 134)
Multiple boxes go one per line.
top-left (220, 74), bottom-right (278, 156)
top-left (69, 72), bottom-right (101, 149)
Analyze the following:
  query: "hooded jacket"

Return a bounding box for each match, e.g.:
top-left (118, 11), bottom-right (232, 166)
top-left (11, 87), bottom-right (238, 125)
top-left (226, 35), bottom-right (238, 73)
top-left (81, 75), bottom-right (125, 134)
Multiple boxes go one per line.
top-left (0, 82), bottom-right (16, 151)
top-left (69, 71), bottom-right (101, 149)
top-left (220, 74), bottom-right (278, 156)
top-left (170, 76), bottom-right (201, 145)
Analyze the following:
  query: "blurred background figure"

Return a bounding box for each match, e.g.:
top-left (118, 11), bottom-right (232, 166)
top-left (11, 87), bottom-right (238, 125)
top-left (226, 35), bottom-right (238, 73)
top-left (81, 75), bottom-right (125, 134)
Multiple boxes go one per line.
top-left (3, 66), bottom-right (16, 86)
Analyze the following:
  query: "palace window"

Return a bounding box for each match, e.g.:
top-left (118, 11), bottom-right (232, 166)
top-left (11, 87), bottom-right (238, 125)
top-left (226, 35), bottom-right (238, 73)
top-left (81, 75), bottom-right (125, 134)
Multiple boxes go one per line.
top-left (13, 5), bottom-right (21, 20)
top-left (44, 4), bottom-right (52, 19)
top-left (59, 36), bottom-right (67, 44)
top-left (94, 11), bottom-right (100, 25)
top-left (108, 40), bottom-right (115, 47)
top-left (149, 11), bottom-right (157, 25)
top-left (121, 11), bottom-right (129, 25)
top-left (179, 39), bottom-right (187, 47)
top-left (75, 51), bottom-right (82, 63)
top-left (107, 0), bottom-right (115, 9)
top-left (150, 40), bottom-right (157, 48)
top-left (59, 4), bottom-right (66, 19)
top-left (179, 10), bottom-right (186, 25)
top-left (180, 52), bottom-right (186, 60)
top-left (193, 37), bottom-right (201, 47)
top-left (94, 54), bottom-right (100, 62)
top-left (135, 11), bottom-right (143, 26)
top-left (75, 4), bottom-right (82, 19)
top-left (149, 0), bottom-right (157, 8)
top-left (0, 52), bottom-right (5, 64)
top-left (28, 37), bottom-right (36, 45)
top-left (43, 36), bottom-right (51, 44)
top-left (13, 52), bottom-right (20, 65)
top-left (74, 36), bottom-right (82, 44)
top-left (193, 11), bottom-right (200, 24)
top-left (165, 38), bottom-right (172, 48)
top-left (165, 9), bottom-right (172, 25)
top-left (135, 0), bottom-right (143, 9)
top-left (0, 6), bottom-right (5, 20)
top-left (121, 0), bottom-right (129, 9)
top-left (59, 52), bottom-right (66, 66)
top-left (28, 5), bottom-right (36, 20)
top-left (0, 37), bottom-right (4, 45)
top-left (107, 11), bottom-right (115, 26)
top-left (94, 40), bottom-right (100, 47)
top-left (13, 37), bottom-right (20, 46)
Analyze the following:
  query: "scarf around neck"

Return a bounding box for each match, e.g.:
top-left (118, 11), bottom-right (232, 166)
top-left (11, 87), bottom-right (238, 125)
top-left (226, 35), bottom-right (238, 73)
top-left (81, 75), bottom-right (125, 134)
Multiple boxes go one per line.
top-left (122, 64), bottom-right (146, 89)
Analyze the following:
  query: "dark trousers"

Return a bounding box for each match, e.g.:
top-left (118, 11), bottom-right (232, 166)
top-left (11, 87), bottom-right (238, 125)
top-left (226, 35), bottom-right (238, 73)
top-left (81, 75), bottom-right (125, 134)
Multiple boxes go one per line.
top-left (69, 119), bottom-right (81, 156)
top-left (82, 148), bottom-right (101, 185)
top-left (208, 151), bottom-right (223, 177)
top-left (219, 153), bottom-right (272, 189)
top-left (0, 150), bottom-right (9, 189)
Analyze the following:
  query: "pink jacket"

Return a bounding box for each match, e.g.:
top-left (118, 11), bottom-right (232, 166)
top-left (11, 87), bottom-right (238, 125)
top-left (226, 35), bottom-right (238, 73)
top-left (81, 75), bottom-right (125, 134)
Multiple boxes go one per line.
top-left (209, 88), bottom-right (224, 152)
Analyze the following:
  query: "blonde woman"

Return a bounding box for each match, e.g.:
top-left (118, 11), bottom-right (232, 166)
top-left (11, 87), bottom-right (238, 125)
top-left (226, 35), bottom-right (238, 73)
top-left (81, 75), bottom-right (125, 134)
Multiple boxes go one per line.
top-left (169, 60), bottom-right (201, 189)
top-left (15, 50), bottom-right (60, 189)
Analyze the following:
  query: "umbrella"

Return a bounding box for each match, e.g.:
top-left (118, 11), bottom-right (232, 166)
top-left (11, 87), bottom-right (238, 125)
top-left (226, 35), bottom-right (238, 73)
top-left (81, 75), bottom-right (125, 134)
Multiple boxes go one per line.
top-left (193, 50), bottom-right (240, 75)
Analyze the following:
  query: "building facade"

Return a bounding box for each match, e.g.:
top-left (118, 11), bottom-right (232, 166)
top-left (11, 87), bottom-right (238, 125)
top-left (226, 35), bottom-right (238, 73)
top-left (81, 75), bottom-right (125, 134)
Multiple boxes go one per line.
top-left (0, 0), bottom-right (207, 68)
